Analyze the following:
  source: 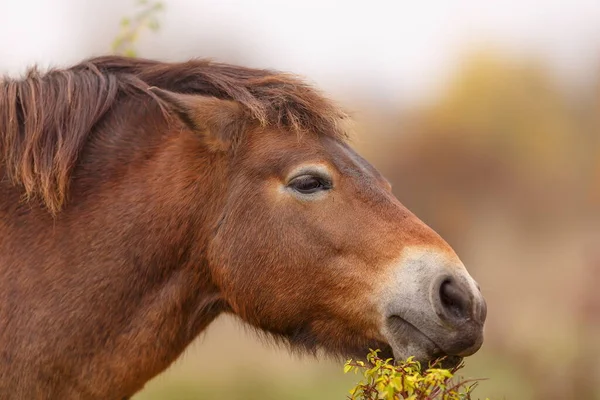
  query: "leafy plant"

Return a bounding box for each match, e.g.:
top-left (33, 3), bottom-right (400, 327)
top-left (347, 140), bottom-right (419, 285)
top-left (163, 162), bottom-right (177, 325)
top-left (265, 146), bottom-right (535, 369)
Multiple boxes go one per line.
top-left (112, 0), bottom-right (165, 57)
top-left (344, 350), bottom-right (487, 400)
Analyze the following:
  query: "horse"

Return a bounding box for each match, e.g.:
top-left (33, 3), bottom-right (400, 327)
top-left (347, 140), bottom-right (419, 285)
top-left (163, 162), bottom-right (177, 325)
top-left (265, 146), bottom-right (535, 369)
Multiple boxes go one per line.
top-left (0, 56), bottom-right (487, 399)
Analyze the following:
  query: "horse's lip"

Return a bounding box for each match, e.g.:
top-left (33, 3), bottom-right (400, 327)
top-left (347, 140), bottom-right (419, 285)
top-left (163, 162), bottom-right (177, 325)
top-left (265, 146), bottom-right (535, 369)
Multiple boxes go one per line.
top-left (387, 314), bottom-right (440, 349)
top-left (385, 315), bottom-right (463, 369)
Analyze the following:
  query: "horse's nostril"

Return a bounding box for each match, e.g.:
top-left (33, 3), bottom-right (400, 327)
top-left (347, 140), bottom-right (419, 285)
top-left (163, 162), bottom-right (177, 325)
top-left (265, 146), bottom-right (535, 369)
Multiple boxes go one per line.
top-left (439, 278), bottom-right (471, 321)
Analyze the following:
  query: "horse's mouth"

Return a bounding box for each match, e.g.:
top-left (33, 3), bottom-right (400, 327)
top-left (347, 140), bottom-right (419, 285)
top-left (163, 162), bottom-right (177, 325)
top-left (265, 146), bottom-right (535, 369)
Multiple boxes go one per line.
top-left (384, 315), bottom-right (463, 370)
top-left (424, 353), bottom-right (463, 370)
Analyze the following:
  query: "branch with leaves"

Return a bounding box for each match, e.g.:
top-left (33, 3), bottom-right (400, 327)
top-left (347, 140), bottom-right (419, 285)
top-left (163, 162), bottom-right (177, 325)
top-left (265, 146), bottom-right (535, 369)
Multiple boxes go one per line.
top-left (344, 350), bottom-right (487, 400)
top-left (112, 0), bottom-right (164, 57)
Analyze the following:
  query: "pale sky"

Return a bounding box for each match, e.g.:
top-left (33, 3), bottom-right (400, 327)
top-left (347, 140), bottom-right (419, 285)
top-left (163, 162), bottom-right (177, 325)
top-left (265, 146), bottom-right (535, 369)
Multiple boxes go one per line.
top-left (2, 0), bottom-right (600, 104)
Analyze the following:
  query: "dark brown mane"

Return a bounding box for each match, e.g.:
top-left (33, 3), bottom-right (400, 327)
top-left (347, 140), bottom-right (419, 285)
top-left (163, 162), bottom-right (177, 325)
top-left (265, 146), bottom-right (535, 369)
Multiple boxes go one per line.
top-left (0, 56), bottom-right (348, 214)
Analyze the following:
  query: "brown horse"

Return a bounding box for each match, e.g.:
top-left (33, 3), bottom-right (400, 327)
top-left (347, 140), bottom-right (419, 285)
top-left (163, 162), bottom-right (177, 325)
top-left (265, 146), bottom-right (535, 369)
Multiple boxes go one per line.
top-left (0, 56), bottom-right (486, 399)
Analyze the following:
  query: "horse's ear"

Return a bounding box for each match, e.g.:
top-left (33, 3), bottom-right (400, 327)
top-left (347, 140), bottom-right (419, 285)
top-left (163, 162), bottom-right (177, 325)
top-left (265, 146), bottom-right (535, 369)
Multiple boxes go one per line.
top-left (149, 87), bottom-right (245, 151)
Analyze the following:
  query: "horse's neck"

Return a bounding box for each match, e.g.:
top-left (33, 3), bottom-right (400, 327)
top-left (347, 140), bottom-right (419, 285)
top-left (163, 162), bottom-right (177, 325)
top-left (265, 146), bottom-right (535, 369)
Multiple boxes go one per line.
top-left (0, 122), bottom-right (229, 398)
top-left (68, 124), bottom-right (231, 394)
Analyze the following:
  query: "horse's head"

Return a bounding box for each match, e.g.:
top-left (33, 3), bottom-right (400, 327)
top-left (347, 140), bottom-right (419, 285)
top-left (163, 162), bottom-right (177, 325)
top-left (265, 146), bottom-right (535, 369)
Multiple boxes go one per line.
top-left (152, 80), bottom-right (486, 367)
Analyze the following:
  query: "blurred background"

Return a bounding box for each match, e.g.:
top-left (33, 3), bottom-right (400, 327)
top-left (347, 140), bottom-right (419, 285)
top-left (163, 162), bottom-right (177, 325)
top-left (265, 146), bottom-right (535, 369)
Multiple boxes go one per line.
top-left (2, 0), bottom-right (599, 398)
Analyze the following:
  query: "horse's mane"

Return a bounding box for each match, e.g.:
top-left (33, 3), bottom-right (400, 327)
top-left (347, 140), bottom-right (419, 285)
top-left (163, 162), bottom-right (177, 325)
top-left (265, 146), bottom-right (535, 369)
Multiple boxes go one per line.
top-left (0, 56), bottom-right (348, 214)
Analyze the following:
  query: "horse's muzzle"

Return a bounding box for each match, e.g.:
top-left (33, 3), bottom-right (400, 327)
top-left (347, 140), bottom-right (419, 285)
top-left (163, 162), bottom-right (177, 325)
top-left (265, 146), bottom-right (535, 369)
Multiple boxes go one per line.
top-left (377, 247), bottom-right (487, 365)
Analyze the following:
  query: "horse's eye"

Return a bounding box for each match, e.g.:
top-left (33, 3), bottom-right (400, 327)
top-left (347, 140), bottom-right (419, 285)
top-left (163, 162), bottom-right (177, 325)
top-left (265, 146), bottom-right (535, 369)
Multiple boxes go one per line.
top-left (288, 175), bottom-right (331, 195)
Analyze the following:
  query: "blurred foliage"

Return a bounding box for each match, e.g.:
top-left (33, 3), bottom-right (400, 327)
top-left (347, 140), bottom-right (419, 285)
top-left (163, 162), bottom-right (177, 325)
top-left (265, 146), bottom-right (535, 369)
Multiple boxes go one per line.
top-left (132, 351), bottom-right (356, 400)
top-left (136, 376), bottom-right (352, 400)
top-left (112, 0), bottom-right (164, 57)
top-left (344, 350), bottom-right (485, 400)
top-left (417, 50), bottom-right (580, 178)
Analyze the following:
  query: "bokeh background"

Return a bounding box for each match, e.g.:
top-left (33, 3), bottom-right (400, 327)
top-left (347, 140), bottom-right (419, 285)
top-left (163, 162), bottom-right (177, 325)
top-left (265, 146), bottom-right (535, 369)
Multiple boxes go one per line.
top-left (2, 0), bottom-right (599, 398)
